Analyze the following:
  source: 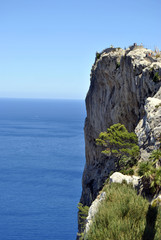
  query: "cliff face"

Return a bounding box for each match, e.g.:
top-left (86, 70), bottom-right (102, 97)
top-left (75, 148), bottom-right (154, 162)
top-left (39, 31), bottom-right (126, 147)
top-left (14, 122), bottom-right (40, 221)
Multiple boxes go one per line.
top-left (81, 45), bottom-right (161, 206)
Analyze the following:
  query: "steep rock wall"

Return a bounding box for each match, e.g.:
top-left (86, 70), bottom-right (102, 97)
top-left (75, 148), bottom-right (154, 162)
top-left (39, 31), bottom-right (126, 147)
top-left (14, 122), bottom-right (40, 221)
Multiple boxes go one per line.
top-left (81, 46), bottom-right (161, 206)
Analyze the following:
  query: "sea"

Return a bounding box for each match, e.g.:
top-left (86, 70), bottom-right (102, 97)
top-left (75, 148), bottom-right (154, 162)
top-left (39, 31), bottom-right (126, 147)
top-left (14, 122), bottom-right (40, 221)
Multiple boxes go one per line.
top-left (0, 98), bottom-right (86, 240)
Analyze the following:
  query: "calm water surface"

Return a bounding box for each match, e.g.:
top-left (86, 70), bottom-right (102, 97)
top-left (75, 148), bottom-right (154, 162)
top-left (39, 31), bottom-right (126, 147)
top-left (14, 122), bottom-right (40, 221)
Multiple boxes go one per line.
top-left (0, 98), bottom-right (85, 240)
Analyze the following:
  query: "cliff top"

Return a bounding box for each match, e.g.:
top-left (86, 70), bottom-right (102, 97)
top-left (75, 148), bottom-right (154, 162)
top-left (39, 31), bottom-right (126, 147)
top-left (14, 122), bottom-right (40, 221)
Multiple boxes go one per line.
top-left (95, 44), bottom-right (161, 72)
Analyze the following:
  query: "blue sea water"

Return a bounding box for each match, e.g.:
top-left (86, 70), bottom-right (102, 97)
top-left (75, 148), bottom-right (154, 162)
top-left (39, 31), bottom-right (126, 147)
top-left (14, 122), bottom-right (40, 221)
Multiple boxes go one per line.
top-left (0, 98), bottom-right (86, 240)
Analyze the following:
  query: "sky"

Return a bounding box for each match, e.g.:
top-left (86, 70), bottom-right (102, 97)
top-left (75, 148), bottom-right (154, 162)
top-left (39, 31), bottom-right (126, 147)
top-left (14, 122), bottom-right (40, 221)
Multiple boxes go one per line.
top-left (0, 0), bottom-right (161, 100)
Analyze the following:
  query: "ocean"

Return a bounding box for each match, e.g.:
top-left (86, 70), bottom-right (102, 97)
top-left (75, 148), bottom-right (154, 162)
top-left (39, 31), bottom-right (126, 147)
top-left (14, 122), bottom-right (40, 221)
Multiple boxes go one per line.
top-left (0, 98), bottom-right (86, 240)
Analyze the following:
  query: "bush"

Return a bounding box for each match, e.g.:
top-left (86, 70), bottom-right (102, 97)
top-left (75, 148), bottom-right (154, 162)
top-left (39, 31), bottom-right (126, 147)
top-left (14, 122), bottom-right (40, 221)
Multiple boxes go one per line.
top-left (96, 52), bottom-right (100, 60)
top-left (153, 72), bottom-right (161, 82)
top-left (155, 103), bottom-right (161, 109)
top-left (86, 183), bottom-right (161, 240)
top-left (116, 61), bottom-right (120, 69)
top-left (138, 150), bottom-right (161, 193)
top-left (78, 203), bottom-right (89, 236)
top-left (127, 168), bottom-right (134, 175)
top-left (120, 168), bottom-right (134, 176)
top-left (149, 150), bottom-right (161, 164)
top-left (137, 161), bottom-right (153, 176)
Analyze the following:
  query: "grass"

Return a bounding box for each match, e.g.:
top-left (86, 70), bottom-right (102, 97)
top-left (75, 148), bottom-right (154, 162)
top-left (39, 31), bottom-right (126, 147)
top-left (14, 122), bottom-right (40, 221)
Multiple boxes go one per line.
top-left (85, 183), bottom-right (161, 240)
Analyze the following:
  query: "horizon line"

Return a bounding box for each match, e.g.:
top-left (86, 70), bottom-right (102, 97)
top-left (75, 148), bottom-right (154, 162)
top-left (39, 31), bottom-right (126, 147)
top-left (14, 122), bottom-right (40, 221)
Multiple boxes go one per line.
top-left (0, 96), bottom-right (85, 101)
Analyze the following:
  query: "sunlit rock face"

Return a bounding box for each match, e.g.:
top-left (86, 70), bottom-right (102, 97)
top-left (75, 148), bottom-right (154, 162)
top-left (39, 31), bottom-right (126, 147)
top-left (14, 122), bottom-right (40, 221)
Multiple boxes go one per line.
top-left (81, 45), bottom-right (161, 207)
top-left (135, 94), bottom-right (161, 161)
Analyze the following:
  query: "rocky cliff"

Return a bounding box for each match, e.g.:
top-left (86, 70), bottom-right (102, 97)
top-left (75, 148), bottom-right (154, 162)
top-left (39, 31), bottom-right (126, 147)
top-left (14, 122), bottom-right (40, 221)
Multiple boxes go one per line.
top-left (80, 45), bottom-right (161, 208)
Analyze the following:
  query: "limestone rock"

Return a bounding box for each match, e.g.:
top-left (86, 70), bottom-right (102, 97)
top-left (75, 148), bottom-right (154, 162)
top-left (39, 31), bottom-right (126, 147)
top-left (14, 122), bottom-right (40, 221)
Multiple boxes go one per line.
top-left (109, 172), bottom-right (141, 188)
top-left (135, 94), bottom-right (161, 160)
top-left (81, 46), bottom-right (161, 207)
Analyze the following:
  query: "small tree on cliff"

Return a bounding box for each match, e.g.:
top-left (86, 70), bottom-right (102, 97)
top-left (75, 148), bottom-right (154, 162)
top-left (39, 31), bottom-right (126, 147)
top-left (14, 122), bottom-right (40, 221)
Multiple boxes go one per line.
top-left (96, 123), bottom-right (140, 170)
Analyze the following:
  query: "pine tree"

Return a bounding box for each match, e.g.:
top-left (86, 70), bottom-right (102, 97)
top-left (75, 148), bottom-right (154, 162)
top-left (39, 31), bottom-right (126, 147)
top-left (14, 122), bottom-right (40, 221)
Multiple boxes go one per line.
top-left (96, 123), bottom-right (139, 170)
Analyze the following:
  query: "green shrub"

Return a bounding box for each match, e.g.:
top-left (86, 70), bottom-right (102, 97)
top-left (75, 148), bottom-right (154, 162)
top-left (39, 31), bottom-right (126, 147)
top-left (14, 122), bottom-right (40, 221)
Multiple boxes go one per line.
top-left (127, 168), bottom-right (134, 175)
top-left (96, 52), bottom-right (100, 60)
top-left (86, 183), bottom-right (161, 240)
top-left (78, 203), bottom-right (89, 235)
top-left (152, 197), bottom-right (161, 207)
top-left (149, 150), bottom-right (161, 164)
top-left (120, 168), bottom-right (134, 176)
top-left (96, 123), bottom-right (139, 170)
top-left (138, 150), bottom-right (161, 193)
top-left (153, 72), bottom-right (161, 82)
top-left (137, 161), bottom-right (153, 176)
top-left (155, 103), bottom-right (161, 109)
top-left (116, 61), bottom-right (120, 69)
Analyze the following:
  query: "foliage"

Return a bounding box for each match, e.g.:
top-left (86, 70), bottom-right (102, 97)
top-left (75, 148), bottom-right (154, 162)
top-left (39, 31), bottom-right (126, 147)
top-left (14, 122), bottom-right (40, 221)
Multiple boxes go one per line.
top-left (86, 183), bottom-right (161, 240)
top-left (96, 52), bottom-right (100, 60)
top-left (116, 61), bottom-right (120, 69)
top-left (121, 168), bottom-right (134, 176)
top-left (138, 161), bottom-right (153, 176)
top-left (138, 150), bottom-right (161, 193)
top-left (153, 72), bottom-right (161, 82)
top-left (96, 123), bottom-right (139, 170)
top-left (155, 103), bottom-right (161, 109)
top-left (151, 197), bottom-right (161, 208)
top-left (149, 150), bottom-right (161, 164)
top-left (78, 202), bottom-right (89, 237)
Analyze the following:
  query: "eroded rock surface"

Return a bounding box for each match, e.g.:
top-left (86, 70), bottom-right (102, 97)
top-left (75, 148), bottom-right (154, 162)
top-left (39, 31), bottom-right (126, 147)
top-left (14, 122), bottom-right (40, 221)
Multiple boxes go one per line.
top-left (109, 172), bottom-right (141, 188)
top-left (135, 91), bottom-right (161, 160)
top-left (81, 46), bottom-right (161, 208)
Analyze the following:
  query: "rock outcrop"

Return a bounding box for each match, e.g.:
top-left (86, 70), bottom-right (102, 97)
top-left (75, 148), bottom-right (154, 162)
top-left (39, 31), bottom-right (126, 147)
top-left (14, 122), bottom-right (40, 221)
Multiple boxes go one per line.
top-left (109, 172), bottom-right (141, 188)
top-left (135, 93), bottom-right (161, 160)
top-left (80, 45), bottom-right (161, 209)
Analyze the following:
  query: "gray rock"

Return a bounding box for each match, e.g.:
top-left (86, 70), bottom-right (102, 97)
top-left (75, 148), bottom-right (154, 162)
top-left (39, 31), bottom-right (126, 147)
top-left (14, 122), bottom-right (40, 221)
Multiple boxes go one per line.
top-left (109, 172), bottom-right (140, 188)
top-left (81, 46), bottom-right (161, 207)
top-left (135, 95), bottom-right (161, 160)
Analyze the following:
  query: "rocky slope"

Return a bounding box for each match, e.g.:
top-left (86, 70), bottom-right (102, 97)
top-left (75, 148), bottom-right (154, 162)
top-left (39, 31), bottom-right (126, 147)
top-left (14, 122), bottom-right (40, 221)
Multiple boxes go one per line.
top-left (80, 44), bottom-right (161, 209)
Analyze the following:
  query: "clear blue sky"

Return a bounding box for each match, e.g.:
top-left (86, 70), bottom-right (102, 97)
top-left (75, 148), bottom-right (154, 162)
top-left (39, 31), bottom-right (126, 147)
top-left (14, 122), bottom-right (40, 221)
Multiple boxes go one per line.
top-left (0, 0), bottom-right (161, 99)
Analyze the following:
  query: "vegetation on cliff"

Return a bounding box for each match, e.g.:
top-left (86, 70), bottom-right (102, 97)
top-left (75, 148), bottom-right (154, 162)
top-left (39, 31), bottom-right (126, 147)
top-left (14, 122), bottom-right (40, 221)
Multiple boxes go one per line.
top-left (96, 123), bottom-right (139, 171)
top-left (77, 203), bottom-right (89, 236)
top-left (81, 124), bottom-right (161, 240)
top-left (138, 149), bottom-right (161, 194)
top-left (79, 44), bottom-right (161, 239)
top-left (86, 183), bottom-right (161, 240)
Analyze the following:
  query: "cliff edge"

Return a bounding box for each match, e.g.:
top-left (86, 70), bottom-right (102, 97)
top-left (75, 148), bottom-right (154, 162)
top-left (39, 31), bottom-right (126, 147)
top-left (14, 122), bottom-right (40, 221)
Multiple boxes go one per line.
top-left (80, 45), bottom-right (161, 210)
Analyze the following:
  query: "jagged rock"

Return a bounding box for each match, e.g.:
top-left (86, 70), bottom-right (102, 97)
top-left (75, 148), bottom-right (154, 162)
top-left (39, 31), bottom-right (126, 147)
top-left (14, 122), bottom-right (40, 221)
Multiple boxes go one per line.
top-left (81, 46), bottom-right (161, 208)
top-left (109, 172), bottom-right (141, 188)
top-left (135, 93), bottom-right (161, 160)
